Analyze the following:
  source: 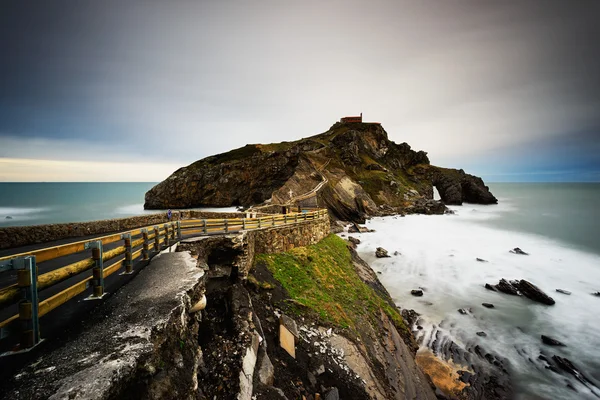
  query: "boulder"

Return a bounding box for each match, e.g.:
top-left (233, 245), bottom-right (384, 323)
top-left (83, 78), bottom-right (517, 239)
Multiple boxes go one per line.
top-left (555, 289), bottom-right (571, 295)
top-left (393, 251), bottom-right (401, 256)
top-left (405, 198), bottom-right (447, 215)
top-left (347, 236), bottom-right (360, 248)
top-left (495, 279), bottom-right (520, 296)
top-left (5, 216), bottom-right (12, 219)
top-left (410, 289), bottom-right (424, 297)
top-left (375, 247), bottom-right (390, 258)
top-left (517, 280), bottom-right (555, 305)
top-left (348, 223), bottom-right (370, 233)
top-left (401, 309), bottom-right (420, 327)
top-left (482, 303), bottom-right (494, 309)
top-left (509, 247), bottom-right (529, 255)
top-left (476, 331), bottom-right (487, 337)
top-left (541, 335), bottom-right (565, 346)
top-left (592, 292), bottom-right (600, 297)
top-left (458, 308), bottom-right (469, 315)
top-left (484, 283), bottom-right (497, 291)
top-left (476, 258), bottom-right (488, 263)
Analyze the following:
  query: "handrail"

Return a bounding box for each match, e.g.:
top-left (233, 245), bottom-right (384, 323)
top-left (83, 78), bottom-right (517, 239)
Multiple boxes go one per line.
top-left (0, 209), bottom-right (328, 351)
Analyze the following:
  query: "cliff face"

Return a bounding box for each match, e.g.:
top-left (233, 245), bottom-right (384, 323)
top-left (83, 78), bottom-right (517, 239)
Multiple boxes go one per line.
top-left (145, 122), bottom-right (497, 220)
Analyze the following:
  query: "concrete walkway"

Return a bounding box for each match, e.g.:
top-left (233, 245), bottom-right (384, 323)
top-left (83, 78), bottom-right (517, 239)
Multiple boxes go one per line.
top-left (1, 247), bottom-right (204, 400)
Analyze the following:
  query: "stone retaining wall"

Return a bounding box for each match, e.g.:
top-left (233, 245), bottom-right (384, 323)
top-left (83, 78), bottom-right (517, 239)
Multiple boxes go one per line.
top-left (0, 210), bottom-right (244, 250)
top-left (246, 216), bottom-right (330, 257)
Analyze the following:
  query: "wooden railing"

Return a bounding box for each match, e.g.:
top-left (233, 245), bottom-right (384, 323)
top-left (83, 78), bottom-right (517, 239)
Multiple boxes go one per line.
top-left (0, 209), bottom-right (328, 353)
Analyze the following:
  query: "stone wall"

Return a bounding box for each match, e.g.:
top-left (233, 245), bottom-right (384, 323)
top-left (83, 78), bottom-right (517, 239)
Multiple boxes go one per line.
top-left (177, 215), bottom-right (330, 278)
top-left (247, 216), bottom-right (330, 257)
top-left (0, 210), bottom-right (244, 250)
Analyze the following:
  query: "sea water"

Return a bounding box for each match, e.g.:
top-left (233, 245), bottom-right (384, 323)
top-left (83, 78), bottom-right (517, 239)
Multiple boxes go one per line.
top-left (353, 183), bottom-right (600, 399)
top-left (0, 182), bottom-right (237, 226)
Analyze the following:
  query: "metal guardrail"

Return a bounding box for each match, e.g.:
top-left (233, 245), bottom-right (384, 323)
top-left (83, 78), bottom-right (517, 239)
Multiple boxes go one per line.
top-left (0, 209), bottom-right (328, 354)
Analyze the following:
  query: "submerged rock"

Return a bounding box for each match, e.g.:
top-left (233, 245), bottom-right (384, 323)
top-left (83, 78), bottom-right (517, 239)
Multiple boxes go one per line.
top-left (476, 331), bottom-right (487, 337)
top-left (555, 289), bottom-right (571, 295)
top-left (476, 258), bottom-right (488, 263)
top-left (482, 303), bottom-right (495, 309)
top-left (552, 355), bottom-right (597, 389)
top-left (509, 247), bottom-right (529, 255)
top-left (592, 292), bottom-right (600, 297)
top-left (411, 289), bottom-right (424, 297)
top-left (517, 280), bottom-right (555, 305)
top-left (457, 308), bottom-right (469, 315)
top-left (541, 335), bottom-right (566, 346)
top-left (375, 247), bottom-right (390, 258)
top-left (5, 216), bottom-right (12, 219)
top-left (484, 283), bottom-right (497, 291)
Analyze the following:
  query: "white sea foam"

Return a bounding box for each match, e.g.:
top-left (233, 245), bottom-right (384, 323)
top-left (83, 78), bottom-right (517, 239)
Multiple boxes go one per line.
top-left (349, 204), bottom-right (600, 399)
top-left (0, 207), bottom-right (48, 223)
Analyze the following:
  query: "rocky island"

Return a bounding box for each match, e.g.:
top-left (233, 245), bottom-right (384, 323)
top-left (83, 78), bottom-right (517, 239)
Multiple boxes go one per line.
top-left (138, 120), bottom-right (506, 399)
top-left (145, 121), bottom-right (497, 221)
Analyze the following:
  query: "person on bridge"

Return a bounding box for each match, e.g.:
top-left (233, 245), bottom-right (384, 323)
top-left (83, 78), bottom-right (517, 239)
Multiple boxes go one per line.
top-left (167, 209), bottom-right (172, 221)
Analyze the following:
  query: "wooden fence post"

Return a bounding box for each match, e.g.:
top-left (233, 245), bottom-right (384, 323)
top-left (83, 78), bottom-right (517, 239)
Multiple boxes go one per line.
top-left (86, 240), bottom-right (105, 300)
top-left (122, 233), bottom-right (133, 275)
top-left (142, 229), bottom-right (149, 260)
top-left (154, 226), bottom-right (160, 252)
top-left (164, 224), bottom-right (170, 249)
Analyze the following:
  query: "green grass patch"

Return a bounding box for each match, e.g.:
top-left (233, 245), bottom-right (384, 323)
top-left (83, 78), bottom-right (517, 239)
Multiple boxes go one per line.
top-left (254, 235), bottom-right (408, 336)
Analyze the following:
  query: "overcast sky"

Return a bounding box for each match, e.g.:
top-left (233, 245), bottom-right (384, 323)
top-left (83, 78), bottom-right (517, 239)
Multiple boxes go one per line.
top-left (1, 1), bottom-right (599, 182)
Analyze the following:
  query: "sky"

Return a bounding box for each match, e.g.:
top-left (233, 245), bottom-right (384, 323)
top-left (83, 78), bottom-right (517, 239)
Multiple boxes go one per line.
top-left (1, 1), bottom-right (599, 182)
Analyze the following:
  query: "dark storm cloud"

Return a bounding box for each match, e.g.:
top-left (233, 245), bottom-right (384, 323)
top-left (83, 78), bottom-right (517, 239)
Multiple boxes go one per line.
top-left (0, 0), bottom-right (599, 181)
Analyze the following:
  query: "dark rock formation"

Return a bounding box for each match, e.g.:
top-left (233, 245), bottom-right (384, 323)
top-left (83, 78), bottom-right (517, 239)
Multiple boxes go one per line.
top-left (428, 168), bottom-right (498, 205)
top-left (347, 236), bottom-right (360, 248)
top-left (476, 331), bottom-right (487, 337)
top-left (482, 303), bottom-right (495, 308)
top-left (145, 121), bottom-right (496, 222)
top-left (592, 292), bottom-right (600, 297)
top-left (375, 247), bottom-right (390, 258)
top-left (485, 283), bottom-right (497, 291)
top-left (494, 279), bottom-right (520, 296)
top-left (404, 198), bottom-right (447, 215)
top-left (551, 355), bottom-right (598, 391)
top-left (476, 258), bottom-right (488, 262)
top-left (411, 289), bottom-right (424, 297)
top-left (414, 328), bottom-right (513, 399)
top-left (458, 308), bottom-right (469, 315)
top-left (401, 309), bottom-right (420, 327)
top-left (487, 279), bottom-right (555, 305)
top-left (517, 280), bottom-right (555, 305)
top-left (541, 335), bottom-right (566, 346)
top-left (509, 247), bottom-right (529, 255)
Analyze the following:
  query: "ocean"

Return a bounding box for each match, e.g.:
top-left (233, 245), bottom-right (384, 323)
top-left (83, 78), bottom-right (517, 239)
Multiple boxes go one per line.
top-left (1, 182), bottom-right (599, 397)
top-left (353, 183), bottom-right (600, 399)
top-left (0, 182), bottom-right (236, 227)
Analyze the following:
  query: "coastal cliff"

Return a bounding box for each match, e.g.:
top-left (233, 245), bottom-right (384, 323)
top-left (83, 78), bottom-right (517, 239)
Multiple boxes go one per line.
top-left (144, 122), bottom-right (497, 221)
